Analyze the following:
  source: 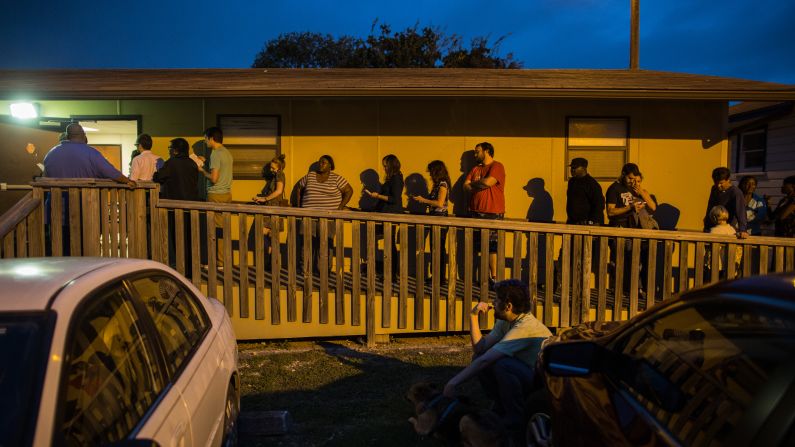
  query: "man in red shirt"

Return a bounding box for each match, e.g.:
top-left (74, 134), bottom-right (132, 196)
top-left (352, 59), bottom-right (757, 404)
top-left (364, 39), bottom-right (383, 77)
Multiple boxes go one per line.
top-left (464, 142), bottom-right (506, 288)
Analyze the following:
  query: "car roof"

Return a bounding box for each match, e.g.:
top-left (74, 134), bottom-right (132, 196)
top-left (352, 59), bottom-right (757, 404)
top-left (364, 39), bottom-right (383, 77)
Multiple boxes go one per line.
top-left (0, 257), bottom-right (160, 312)
top-left (685, 272), bottom-right (795, 304)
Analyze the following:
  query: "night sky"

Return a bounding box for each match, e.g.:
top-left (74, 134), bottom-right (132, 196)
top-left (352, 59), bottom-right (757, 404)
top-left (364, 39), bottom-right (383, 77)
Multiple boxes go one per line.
top-left (3, 0), bottom-right (794, 84)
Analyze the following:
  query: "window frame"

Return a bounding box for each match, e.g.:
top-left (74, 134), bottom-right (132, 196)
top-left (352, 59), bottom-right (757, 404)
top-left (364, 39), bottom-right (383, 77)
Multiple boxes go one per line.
top-left (565, 116), bottom-right (630, 181)
top-left (217, 114), bottom-right (281, 180)
top-left (52, 280), bottom-right (170, 445)
top-left (735, 126), bottom-right (767, 173)
top-left (123, 271), bottom-right (212, 380)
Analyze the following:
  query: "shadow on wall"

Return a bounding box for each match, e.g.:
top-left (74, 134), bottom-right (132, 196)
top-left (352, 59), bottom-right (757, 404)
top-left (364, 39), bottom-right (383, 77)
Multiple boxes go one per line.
top-left (358, 169), bottom-right (380, 211)
top-left (523, 178), bottom-right (554, 223)
top-left (404, 173), bottom-right (429, 215)
top-left (450, 150), bottom-right (477, 217)
top-left (654, 203), bottom-right (681, 231)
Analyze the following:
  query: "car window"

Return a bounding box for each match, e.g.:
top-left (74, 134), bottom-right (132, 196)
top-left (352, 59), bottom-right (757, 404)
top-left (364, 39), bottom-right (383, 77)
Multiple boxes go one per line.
top-left (0, 313), bottom-right (50, 447)
top-left (128, 275), bottom-right (210, 375)
top-left (610, 300), bottom-right (795, 446)
top-left (60, 285), bottom-right (165, 446)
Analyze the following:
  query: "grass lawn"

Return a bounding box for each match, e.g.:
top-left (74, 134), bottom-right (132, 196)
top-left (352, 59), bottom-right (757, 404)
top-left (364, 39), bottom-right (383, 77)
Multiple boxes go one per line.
top-left (238, 335), bottom-right (489, 446)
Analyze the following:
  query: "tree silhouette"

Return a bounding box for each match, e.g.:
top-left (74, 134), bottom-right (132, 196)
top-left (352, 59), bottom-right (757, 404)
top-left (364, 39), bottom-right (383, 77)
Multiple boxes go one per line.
top-left (252, 22), bottom-right (522, 69)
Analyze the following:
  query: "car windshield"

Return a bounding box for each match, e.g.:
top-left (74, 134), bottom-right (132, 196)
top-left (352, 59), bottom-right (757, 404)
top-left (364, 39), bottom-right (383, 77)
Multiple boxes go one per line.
top-left (0, 313), bottom-right (51, 446)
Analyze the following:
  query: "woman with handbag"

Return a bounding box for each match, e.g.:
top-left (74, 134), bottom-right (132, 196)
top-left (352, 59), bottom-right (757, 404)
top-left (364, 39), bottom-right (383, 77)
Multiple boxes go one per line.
top-left (248, 154), bottom-right (287, 265)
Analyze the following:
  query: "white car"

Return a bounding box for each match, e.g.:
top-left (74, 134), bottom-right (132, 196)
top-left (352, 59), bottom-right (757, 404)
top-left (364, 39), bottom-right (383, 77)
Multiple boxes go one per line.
top-left (0, 258), bottom-right (239, 447)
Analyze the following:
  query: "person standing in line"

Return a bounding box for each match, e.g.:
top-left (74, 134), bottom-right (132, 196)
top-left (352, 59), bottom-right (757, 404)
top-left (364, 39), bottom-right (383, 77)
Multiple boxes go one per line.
top-left (703, 167), bottom-right (748, 239)
top-left (464, 142), bottom-right (506, 289)
top-left (365, 154), bottom-right (404, 275)
top-left (739, 175), bottom-right (768, 236)
top-left (43, 123), bottom-right (136, 255)
top-left (566, 157), bottom-right (604, 226)
top-left (129, 134), bottom-right (163, 181)
top-left (772, 175), bottom-right (795, 237)
top-left (153, 138), bottom-right (199, 272)
top-left (198, 127), bottom-right (233, 269)
top-left (411, 159), bottom-right (452, 282)
top-left (248, 154), bottom-right (287, 266)
top-left (295, 155), bottom-right (353, 272)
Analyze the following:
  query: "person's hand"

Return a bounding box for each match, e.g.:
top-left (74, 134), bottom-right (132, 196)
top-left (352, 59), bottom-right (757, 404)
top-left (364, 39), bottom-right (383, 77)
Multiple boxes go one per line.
top-left (470, 302), bottom-right (492, 316)
top-left (410, 195), bottom-right (422, 203)
top-left (253, 197), bottom-right (264, 204)
top-left (367, 191), bottom-right (379, 199)
top-left (737, 231), bottom-right (749, 239)
top-left (443, 381), bottom-right (457, 398)
top-left (126, 179), bottom-right (137, 188)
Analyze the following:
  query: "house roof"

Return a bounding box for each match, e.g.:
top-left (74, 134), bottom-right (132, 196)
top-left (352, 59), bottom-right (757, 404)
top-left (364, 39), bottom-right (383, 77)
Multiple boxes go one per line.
top-left (728, 100), bottom-right (794, 133)
top-left (1, 68), bottom-right (794, 101)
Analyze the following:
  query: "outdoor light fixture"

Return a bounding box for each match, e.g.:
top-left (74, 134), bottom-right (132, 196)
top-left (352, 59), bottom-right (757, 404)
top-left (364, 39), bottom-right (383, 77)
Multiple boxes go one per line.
top-left (10, 102), bottom-right (39, 119)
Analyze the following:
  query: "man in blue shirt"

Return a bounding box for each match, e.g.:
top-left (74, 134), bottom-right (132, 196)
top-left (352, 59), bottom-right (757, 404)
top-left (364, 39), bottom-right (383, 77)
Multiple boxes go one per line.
top-left (43, 123), bottom-right (135, 255)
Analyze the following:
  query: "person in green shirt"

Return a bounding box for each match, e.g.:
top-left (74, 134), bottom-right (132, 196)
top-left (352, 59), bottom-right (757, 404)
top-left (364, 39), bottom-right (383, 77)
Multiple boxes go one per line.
top-left (444, 279), bottom-right (551, 442)
top-left (198, 126), bottom-right (233, 268)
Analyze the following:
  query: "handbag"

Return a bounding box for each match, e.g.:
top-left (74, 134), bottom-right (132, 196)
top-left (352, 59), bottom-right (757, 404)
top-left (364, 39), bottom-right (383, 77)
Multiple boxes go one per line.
top-left (631, 208), bottom-right (659, 230)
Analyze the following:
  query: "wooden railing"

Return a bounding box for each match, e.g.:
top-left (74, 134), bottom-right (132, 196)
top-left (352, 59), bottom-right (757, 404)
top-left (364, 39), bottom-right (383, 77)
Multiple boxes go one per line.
top-left (0, 191), bottom-right (43, 258)
top-left (5, 179), bottom-right (795, 345)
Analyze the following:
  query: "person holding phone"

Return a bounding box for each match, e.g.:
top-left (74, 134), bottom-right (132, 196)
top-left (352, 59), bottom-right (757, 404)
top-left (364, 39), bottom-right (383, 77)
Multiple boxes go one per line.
top-left (363, 154), bottom-right (404, 275)
top-left (411, 160), bottom-right (451, 282)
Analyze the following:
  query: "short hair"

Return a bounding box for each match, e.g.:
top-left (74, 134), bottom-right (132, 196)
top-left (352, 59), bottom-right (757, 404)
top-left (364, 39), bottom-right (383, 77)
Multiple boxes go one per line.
top-left (169, 138), bottom-right (189, 156)
top-left (709, 205), bottom-right (729, 224)
top-left (476, 142), bottom-right (494, 157)
top-left (493, 279), bottom-right (532, 314)
top-left (65, 123), bottom-right (86, 142)
top-left (320, 154), bottom-right (335, 170)
top-left (783, 175), bottom-right (795, 187)
top-left (712, 167), bottom-right (731, 182)
top-left (382, 154), bottom-right (401, 179)
top-left (135, 133), bottom-right (153, 150)
top-left (620, 163), bottom-right (641, 177)
top-left (204, 126), bottom-right (224, 144)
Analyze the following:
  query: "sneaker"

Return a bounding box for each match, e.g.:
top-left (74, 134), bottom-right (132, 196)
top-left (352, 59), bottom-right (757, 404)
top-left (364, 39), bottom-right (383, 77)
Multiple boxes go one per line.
top-left (488, 277), bottom-right (497, 291)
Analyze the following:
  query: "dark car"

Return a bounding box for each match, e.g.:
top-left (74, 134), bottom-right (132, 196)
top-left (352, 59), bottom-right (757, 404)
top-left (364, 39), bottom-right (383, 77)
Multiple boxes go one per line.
top-left (528, 273), bottom-right (795, 447)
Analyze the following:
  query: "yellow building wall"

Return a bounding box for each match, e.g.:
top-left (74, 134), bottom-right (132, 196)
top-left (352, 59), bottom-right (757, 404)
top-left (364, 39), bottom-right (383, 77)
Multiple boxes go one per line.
top-left (1, 97), bottom-right (727, 232)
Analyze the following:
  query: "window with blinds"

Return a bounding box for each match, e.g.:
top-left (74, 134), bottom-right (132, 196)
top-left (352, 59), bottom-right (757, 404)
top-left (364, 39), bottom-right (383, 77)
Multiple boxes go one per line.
top-left (566, 117), bottom-right (629, 180)
top-left (218, 115), bottom-right (281, 179)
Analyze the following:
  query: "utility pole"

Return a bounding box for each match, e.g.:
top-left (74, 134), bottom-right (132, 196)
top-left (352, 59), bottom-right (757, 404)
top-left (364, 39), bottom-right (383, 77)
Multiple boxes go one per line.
top-left (630, 0), bottom-right (640, 69)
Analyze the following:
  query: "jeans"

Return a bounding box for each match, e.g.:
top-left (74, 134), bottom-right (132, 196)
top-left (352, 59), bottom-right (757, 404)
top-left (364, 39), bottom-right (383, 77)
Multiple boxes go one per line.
top-left (477, 356), bottom-right (536, 432)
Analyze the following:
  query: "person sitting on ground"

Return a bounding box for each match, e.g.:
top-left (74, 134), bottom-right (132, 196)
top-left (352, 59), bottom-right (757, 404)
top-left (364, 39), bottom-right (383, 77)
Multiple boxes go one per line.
top-left (129, 133), bottom-right (163, 181)
top-left (443, 279), bottom-right (551, 444)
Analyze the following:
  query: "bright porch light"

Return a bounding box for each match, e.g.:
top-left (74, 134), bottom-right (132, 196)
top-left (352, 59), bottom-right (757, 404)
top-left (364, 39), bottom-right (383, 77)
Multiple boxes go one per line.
top-left (10, 102), bottom-right (38, 119)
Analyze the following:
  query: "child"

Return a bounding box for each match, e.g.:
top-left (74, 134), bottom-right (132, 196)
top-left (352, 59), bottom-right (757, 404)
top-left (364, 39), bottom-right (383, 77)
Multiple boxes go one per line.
top-left (708, 205), bottom-right (743, 276)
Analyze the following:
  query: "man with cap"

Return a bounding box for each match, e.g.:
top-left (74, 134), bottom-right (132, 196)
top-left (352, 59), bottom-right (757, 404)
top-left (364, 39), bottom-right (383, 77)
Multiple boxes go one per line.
top-left (43, 123), bottom-right (135, 255)
top-left (129, 133), bottom-right (163, 181)
top-left (566, 157), bottom-right (604, 225)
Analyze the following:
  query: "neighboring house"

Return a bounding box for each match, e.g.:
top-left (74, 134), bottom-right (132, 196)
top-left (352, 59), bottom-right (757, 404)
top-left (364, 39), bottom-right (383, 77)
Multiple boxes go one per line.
top-left (729, 101), bottom-right (795, 205)
top-left (0, 69), bottom-right (794, 231)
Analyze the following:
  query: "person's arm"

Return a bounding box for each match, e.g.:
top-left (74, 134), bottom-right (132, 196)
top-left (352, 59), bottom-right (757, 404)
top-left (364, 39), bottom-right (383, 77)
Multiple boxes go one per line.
top-left (416, 184), bottom-right (449, 208)
top-left (199, 167), bottom-right (220, 184)
top-left (590, 182), bottom-right (605, 224)
top-left (704, 187), bottom-right (716, 232)
top-left (468, 302), bottom-right (500, 355)
top-left (258, 181), bottom-right (285, 203)
top-left (339, 184), bottom-right (353, 209)
top-left (776, 201), bottom-right (795, 222)
top-left (152, 160), bottom-right (170, 184)
top-left (734, 189), bottom-right (749, 238)
top-left (635, 188), bottom-right (657, 212)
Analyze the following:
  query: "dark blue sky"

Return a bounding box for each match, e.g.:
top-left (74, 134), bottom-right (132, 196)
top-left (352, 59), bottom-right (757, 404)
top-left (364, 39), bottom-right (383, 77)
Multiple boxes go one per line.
top-left (4, 0), bottom-right (794, 84)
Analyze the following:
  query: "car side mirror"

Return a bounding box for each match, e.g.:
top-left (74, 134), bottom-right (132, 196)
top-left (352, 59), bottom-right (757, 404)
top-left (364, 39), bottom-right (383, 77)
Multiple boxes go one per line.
top-left (542, 341), bottom-right (601, 376)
